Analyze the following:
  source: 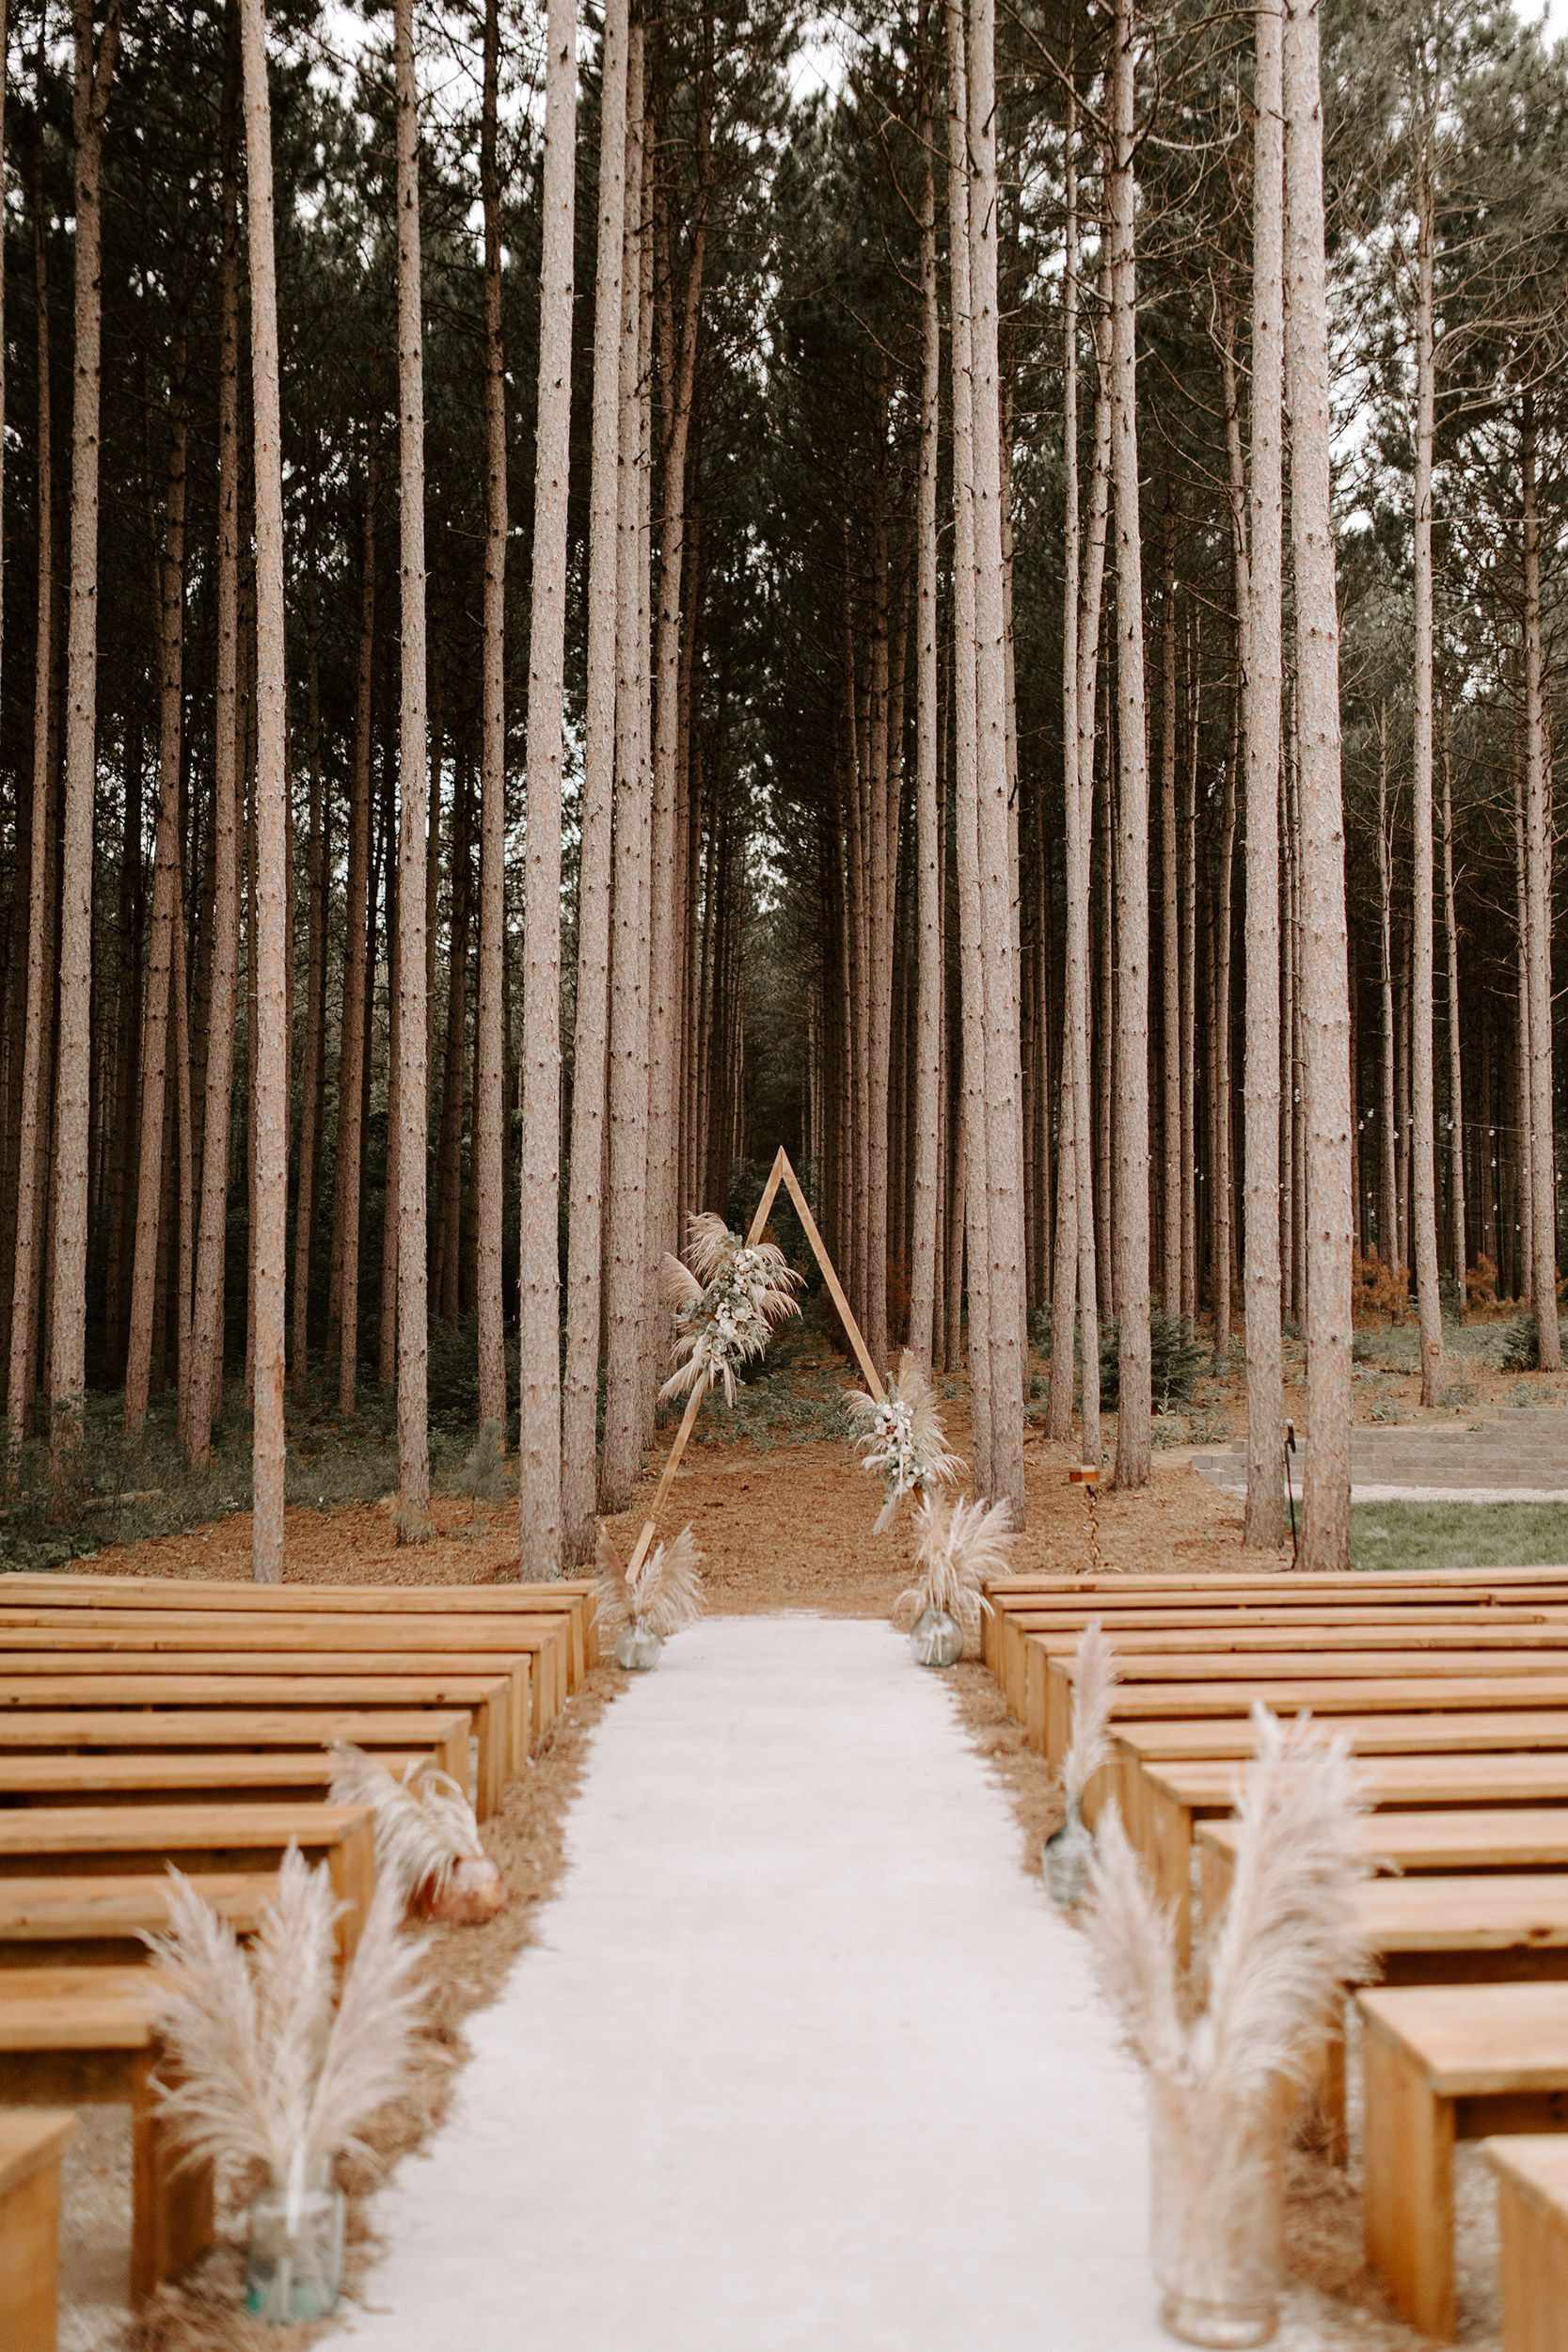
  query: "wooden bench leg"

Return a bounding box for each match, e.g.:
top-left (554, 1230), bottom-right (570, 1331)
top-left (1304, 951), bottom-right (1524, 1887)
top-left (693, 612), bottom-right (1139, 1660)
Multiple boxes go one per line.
top-left (131, 2053), bottom-right (214, 2304)
top-left (0, 2116), bottom-right (71, 2352)
top-left (1141, 1781), bottom-right (1195, 1967)
top-left (1496, 2162), bottom-right (1568, 2352)
top-left (1362, 2019), bottom-right (1456, 2341)
top-left (327, 1816), bottom-right (376, 1956)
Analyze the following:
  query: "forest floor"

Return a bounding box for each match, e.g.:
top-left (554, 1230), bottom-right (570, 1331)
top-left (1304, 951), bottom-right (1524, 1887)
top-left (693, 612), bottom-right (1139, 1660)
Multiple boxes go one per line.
top-left (34, 1311), bottom-right (1568, 2349)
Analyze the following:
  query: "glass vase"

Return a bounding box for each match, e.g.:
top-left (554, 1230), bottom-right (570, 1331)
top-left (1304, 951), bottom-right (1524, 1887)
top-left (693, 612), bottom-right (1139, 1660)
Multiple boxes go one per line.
top-left (245, 2170), bottom-right (345, 2323)
top-left (910, 1607), bottom-right (963, 1668)
top-left (1148, 2074), bottom-right (1282, 2346)
top-left (615, 1616), bottom-right (664, 1672)
top-left (1044, 1796), bottom-right (1094, 1907)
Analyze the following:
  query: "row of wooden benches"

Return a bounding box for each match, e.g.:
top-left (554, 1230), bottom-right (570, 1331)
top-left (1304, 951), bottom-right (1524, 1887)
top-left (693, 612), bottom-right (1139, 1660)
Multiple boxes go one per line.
top-left (0, 1568), bottom-right (599, 2352)
top-left (980, 1563), bottom-right (1568, 2344)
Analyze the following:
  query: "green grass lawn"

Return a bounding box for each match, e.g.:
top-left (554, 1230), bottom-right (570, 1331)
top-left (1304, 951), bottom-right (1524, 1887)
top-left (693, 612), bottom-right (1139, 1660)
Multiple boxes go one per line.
top-left (1351, 1499), bottom-right (1568, 1572)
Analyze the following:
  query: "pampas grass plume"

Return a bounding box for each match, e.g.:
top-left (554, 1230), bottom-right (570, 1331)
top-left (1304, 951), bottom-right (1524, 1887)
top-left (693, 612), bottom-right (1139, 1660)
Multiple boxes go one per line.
top-left (896, 1493), bottom-right (1014, 1650)
top-left (147, 1848), bottom-right (427, 2201)
top-left (1082, 1706), bottom-right (1372, 2105)
top-left (594, 1522), bottom-right (705, 1642)
top-left (329, 1745), bottom-right (486, 1908)
top-left (1061, 1619), bottom-right (1117, 1812)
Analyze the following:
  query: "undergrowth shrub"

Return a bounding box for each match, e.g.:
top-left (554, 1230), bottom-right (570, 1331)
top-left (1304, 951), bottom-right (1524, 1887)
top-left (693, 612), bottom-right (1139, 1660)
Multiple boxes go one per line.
top-left (1353, 1248), bottom-right (1410, 1323)
top-left (1099, 1311), bottom-right (1209, 1414)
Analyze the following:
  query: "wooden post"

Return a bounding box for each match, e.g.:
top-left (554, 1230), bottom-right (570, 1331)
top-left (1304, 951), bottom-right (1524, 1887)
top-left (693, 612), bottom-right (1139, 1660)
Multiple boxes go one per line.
top-left (622, 1148), bottom-right (884, 1577)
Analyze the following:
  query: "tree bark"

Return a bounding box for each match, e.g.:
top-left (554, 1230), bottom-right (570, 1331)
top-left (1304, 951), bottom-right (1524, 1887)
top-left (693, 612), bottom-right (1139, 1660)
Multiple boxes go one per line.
top-left (474, 0), bottom-right (509, 1436)
top-left (124, 306), bottom-right (189, 1436)
top-left (291, 559), bottom-right (326, 1397)
top-left (1410, 129), bottom-right (1444, 1402)
top-left (1284, 0), bottom-right (1354, 1569)
top-left (562, 0), bottom-right (629, 1564)
top-left (49, 0), bottom-right (122, 1491)
top-left (332, 465), bottom-right (376, 1417)
top-left (1521, 394), bottom-right (1560, 1368)
top-left (1243, 0), bottom-right (1287, 1545)
top-left (1440, 707), bottom-right (1466, 1307)
top-left (1108, 0), bottom-right (1152, 1490)
top-left (183, 20), bottom-right (243, 1463)
top-left (5, 97), bottom-right (55, 1482)
top-left (908, 125), bottom-right (942, 1373)
top-left (601, 32), bottom-right (652, 1513)
top-left (516, 0), bottom-right (577, 1574)
top-left (391, 0), bottom-right (431, 1530)
top-left (237, 0), bottom-right (289, 1580)
top-left (1159, 494), bottom-right (1181, 1319)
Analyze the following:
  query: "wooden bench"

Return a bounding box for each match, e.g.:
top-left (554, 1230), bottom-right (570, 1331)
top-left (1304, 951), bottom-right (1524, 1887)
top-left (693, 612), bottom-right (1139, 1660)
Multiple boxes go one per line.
top-left (0, 1870), bottom-right (282, 1967)
top-left (990, 1597), bottom-right (1568, 1716)
top-left (1133, 1763), bottom-right (1568, 1962)
top-left (0, 1708), bottom-right (475, 1801)
top-left (1358, 1981), bottom-right (1568, 2340)
top-left (3, 1574), bottom-right (601, 1678)
top-left (0, 1804), bottom-right (374, 1954)
top-left (0, 1616), bottom-right (573, 1741)
top-left (0, 1675), bottom-right (517, 1814)
top-left (0, 1965), bottom-right (213, 2303)
top-left (0, 1649), bottom-right (535, 1770)
top-left (1002, 1614), bottom-right (1568, 1726)
top-left (0, 2108), bottom-right (73, 2352)
top-left (1039, 1661), bottom-right (1568, 1768)
top-left (0, 1748), bottom-right (427, 1809)
top-left (1484, 2135), bottom-right (1568, 2352)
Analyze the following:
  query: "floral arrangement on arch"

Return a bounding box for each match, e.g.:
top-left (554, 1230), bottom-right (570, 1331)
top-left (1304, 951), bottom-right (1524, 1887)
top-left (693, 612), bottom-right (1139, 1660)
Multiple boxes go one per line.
top-left (659, 1212), bottom-right (803, 1406)
top-left (843, 1348), bottom-right (961, 1531)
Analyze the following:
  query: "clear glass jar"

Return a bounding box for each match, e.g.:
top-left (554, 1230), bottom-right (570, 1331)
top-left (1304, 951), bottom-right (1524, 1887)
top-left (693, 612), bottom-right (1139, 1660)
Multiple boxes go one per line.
top-left (1148, 2074), bottom-right (1281, 2346)
top-left (245, 2170), bottom-right (345, 2323)
top-left (615, 1616), bottom-right (664, 1672)
top-left (910, 1607), bottom-right (964, 1668)
top-left (1044, 1797), bottom-right (1094, 1907)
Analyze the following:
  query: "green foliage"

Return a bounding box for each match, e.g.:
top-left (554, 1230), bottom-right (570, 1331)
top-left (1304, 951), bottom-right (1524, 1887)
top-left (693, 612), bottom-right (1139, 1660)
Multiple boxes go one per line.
top-left (1494, 1312), bottom-right (1543, 1373)
top-left (1098, 1312), bottom-right (1210, 1415)
top-left (444, 1421), bottom-right (510, 1506)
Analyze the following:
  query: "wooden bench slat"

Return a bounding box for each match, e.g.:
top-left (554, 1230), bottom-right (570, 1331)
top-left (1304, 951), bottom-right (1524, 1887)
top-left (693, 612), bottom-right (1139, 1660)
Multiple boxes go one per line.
top-left (0, 2106), bottom-right (73, 2352)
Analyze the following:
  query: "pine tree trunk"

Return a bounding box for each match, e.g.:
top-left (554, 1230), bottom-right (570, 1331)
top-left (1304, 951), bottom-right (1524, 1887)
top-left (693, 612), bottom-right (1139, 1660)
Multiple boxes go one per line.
top-left (1284, 0), bottom-right (1354, 1569)
top-left (945, 0), bottom-right (993, 1496)
top-left (1243, 0), bottom-right (1287, 1545)
top-left (602, 36), bottom-right (653, 1513)
top-left (1159, 495), bottom-right (1181, 1319)
top-left (474, 0), bottom-right (509, 1438)
top-left (291, 561), bottom-right (325, 1398)
top-left (391, 0), bottom-right (431, 1531)
top-left (1521, 395), bottom-right (1560, 1368)
top-left (183, 14), bottom-right (243, 1464)
top-left (516, 0), bottom-right (576, 1574)
top-left (908, 129), bottom-right (942, 1373)
top-left (562, 0), bottom-right (630, 1564)
top-left (49, 0), bottom-right (122, 1491)
top-left (5, 100), bottom-right (55, 1483)
top-left (124, 311), bottom-right (189, 1436)
top-left (1375, 713), bottom-right (1398, 1270)
top-left (1107, 0), bottom-right (1152, 1490)
top-left (1408, 136), bottom-right (1445, 1401)
top-left (1441, 713), bottom-right (1466, 1307)
top-left (238, 0), bottom-right (289, 1580)
top-left (966, 0), bottom-right (1026, 1517)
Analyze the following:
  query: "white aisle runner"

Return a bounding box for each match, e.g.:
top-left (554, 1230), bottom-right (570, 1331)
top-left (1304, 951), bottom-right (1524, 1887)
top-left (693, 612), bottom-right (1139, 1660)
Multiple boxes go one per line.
top-left (323, 1616), bottom-right (1167, 2351)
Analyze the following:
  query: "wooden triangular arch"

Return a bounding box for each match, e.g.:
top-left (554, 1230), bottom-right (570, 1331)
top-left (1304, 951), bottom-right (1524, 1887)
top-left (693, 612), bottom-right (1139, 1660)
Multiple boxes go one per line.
top-left (623, 1148), bottom-right (884, 1577)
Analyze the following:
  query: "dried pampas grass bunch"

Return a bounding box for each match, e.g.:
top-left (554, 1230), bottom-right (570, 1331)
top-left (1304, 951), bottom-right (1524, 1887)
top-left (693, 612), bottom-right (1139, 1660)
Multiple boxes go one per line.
top-left (594, 1521), bottom-right (705, 1643)
top-left (659, 1212), bottom-right (803, 1406)
top-left (328, 1746), bottom-right (503, 1923)
top-left (843, 1349), bottom-right (961, 1531)
top-left (1083, 1706), bottom-right (1372, 2100)
top-left (895, 1493), bottom-right (1015, 1652)
top-left (1061, 1619), bottom-right (1118, 1814)
top-left (147, 1848), bottom-right (427, 2222)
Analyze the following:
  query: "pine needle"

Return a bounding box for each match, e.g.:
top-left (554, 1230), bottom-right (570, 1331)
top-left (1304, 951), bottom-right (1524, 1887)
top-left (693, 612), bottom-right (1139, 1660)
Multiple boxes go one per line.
top-left (1061, 1619), bottom-right (1117, 1810)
